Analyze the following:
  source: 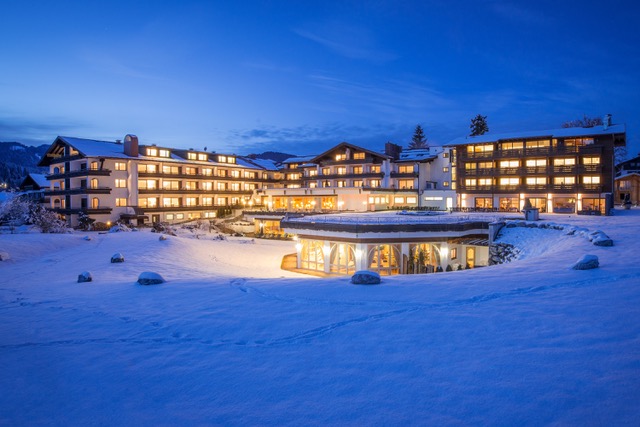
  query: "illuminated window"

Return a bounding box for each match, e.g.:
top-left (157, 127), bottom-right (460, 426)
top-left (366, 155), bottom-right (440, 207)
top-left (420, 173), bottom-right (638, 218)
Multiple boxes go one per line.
top-left (115, 198), bottom-right (127, 207)
top-left (147, 148), bottom-right (158, 156)
top-left (202, 197), bottom-right (213, 206)
top-left (335, 153), bottom-right (347, 161)
top-left (478, 178), bottom-right (492, 186)
top-left (465, 163), bottom-right (477, 170)
top-left (499, 177), bottom-right (519, 186)
top-left (475, 197), bottom-right (492, 208)
top-left (115, 162), bottom-right (126, 171)
top-left (527, 140), bottom-right (550, 148)
top-left (139, 180), bottom-right (157, 190)
top-left (526, 159), bottom-right (547, 167)
top-left (91, 198), bottom-right (99, 209)
top-left (443, 166), bottom-right (449, 172)
top-left (158, 149), bottom-right (170, 158)
top-left (583, 156), bottom-right (600, 165)
top-left (198, 153), bottom-right (208, 161)
top-left (398, 165), bottom-right (414, 173)
top-left (554, 158), bottom-right (576, 166)
top-left (217, 182), bottom-right (227, 191)
top-left (185, 167), bottom-right (197, 175)
top-left (369, 179), bottom-right (381, 188)
top-left (337, 180), bottom-right (347, 187)
top-left (115, 179), bottom-right (126, 188)
top-left (499, 160), bottom-right (519, 168)
top-left (202, 182), bottom-right (213, 191)
top-left (398, 179), bottom-right (414, 189)
top-left (163, 197), bottom-right (180, 207)
top-left (583, 176), bottom-right (601, 184)
top-left (406, 196), bottom-right (417, 204)
top-left (163, 165), bottom-right (180, 174)
top-left (218, 155), bottom-right (227, 163)
top-left (465, 178), bottom-right (477, 187)
top-left (139, 164), bottom-right (157, 173)
top-left (370, 165), bottom-right (381, 173)
top-left (478, 162), bottom-right (493, 169)
top-left (202, 168), bottom-right (213, 176)
top-left (336, 167), bottom-right (347, 175)
top-left (185, 181), bottom-right (197, 190)
top-left (353, 180), bottom-right (363, 187)
top-left (166, 214), bottom-right (174, 220)
top-left (90, 161), bottom-right (99, 170)
top-left (308, 170), bottom-right (318, 177)
top-left (163, 181), bottom-right (180, 190)
top-left (500, 141), bottom-right (523, 150)
top-left (553, 176), bottom-right (575, 185)
top-left (187, 152), bottom-right (197, 160)
top-left (354, 152), bottom-right (365, 160)
top-left (185, 197), bottom-right (197, 207)
top-left (526, 177), bottom-right (547, 185)
top-left (394, 196), bottom-right (405, 203)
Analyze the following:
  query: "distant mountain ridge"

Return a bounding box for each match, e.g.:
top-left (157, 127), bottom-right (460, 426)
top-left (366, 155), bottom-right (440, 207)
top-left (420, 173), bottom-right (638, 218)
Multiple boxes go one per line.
top-left (0, 142), bottom-right (49, 189)
top-left (246, 151), bottom-right (296, 164)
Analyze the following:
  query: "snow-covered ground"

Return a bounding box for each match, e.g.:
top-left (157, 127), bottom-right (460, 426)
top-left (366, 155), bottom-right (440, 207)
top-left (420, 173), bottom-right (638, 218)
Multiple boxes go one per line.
top-left (1, 210), bottom-right (639, 426)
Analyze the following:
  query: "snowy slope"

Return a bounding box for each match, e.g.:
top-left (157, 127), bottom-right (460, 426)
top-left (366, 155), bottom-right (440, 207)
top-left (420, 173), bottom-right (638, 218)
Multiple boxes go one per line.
top-left (1, 210), bottom-right (639, 426)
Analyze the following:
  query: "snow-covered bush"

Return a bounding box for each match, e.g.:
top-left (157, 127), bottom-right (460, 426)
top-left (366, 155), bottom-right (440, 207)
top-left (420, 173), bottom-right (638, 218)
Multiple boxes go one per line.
top-left (30, 204), bottom-right (68, 233)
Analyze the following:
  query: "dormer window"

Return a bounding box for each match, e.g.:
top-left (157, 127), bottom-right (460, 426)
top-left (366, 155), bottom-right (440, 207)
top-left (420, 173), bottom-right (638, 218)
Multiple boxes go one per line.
top-left (187, 152), bottom-right (197, 160)
top-left (198, 153), bottom-right (208, 161)
top-left (159, 149), bottom-right (170, 158)
top-left (147, 148), bottom-right (158, 156)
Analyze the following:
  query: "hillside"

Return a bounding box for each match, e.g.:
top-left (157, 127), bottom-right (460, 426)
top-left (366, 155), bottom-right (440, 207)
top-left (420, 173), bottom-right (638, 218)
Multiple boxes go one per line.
top-left (0, 142), bottom-right (48, 188)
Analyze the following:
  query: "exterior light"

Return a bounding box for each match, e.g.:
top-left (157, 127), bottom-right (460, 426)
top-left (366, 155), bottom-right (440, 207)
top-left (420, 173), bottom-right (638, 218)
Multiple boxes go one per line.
top-left (295, 243), bottom-right (302, 251)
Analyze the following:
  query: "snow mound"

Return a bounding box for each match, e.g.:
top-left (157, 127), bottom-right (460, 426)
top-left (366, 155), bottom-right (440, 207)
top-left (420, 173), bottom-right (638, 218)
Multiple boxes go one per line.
top-left (137, 271), bottom-right (165, 285)
top-left (572, 254), bottom-right (599, 270)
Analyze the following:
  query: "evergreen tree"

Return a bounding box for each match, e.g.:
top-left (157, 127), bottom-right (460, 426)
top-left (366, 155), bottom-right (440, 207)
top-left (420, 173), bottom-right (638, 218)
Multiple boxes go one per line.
top-left (470, 114), bottom-right (489, 136)
top-left (408, 125), bottom-right (428, 149)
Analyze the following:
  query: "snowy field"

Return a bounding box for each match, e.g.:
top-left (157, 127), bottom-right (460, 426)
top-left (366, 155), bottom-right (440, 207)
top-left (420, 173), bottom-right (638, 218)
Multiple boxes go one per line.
top-left (1, 210), bottom-right (640, 426)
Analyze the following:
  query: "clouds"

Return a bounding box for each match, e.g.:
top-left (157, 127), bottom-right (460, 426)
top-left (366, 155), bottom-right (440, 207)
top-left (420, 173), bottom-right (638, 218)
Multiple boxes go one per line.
top-left (293, 21), bottom-right (397, 62)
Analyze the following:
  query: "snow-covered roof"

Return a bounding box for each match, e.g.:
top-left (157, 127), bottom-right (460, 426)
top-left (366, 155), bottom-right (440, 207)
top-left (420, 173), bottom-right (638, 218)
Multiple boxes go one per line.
top-left (28, 173), bottom-right (49, 188)
top-left (283, 155), bottom-right (315, 164)
top-left (446, 124), bottom-right (626, 147)
top-left (58, 136), bottom-right (134, 159)
top-left (397, 146), bottom-right (444, 162)
top-left (239, 157), bottom-right (280, 171)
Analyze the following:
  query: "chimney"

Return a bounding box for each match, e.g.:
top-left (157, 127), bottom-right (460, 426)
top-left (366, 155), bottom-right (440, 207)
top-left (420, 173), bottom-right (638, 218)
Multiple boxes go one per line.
top-left (124, 134), bottom-right (139, 157)
top-left (385, 142), bottom-right (402, 159)
top-left (603, 114), bottom-right (612, 130)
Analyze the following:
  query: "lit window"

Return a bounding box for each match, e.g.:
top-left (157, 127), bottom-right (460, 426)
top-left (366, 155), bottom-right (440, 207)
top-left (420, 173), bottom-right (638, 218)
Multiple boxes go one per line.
top-left (115, 198), bottom-right (127, 207)
top-left (443, 181), bottom-right (450, 187)
top-left (159, 149), bottom-right (170, 158)
top-left (354, 152), bottom-right (365, 160)
top-left (583, 176), bottom-right (601, 184)
top-left (499, 160), bottom-right (519, 168)
top-left (394, 196), bottom-right (405, 204)
top-left (553, 177), bottom-right (575, 185)
top-left (336, 154), bottom-right (347, 161)
top-left (231, 170), bottom-right (240, 178)
top-left (202, 168), bottom-right (213, 176)
top-left (198, 153), bottom-right (207, 161)
top-left (370, 165), bottom-right (381, 173)
top-left (187, 153), bottom-right (197, 160)
top-left (185, 167), bottom-right (197, 175)
top-left (406, 196), bottom-right (417, 204)
top-left (185, 197), bottom-right (197, 206)
top-left (583, 156), bottom-right (600, 165)
top-left (115, 179), bottom-right (126, 188)
top-left (166, 214), bottom-right (174, 220)
top-left (147, 148), bottom-right (158, 156)
top-left (115, 162), bottom-right (127, 171)
top-left (554, 158), bottom-right (576, 166)
top-left (443, 167), bottom-right (449, 173)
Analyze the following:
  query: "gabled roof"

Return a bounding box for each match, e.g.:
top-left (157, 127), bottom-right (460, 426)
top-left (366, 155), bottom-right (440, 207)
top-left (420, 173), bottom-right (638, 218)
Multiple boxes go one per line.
top-left (20, 173), bottom-right (49, 189)
top-left (38, 136), bottom-right (133, 166)
top-left (310, 141), bottom-right (391, 163)
top-left (445, 124), bottom-right (626, 147)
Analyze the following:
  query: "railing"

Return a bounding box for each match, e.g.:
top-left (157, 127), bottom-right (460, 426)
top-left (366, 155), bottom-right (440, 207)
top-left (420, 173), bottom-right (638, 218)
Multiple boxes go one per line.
top-left (45, 187), bottom-right (112, 196)
top-left (46, 169), bottom-right (112, 179)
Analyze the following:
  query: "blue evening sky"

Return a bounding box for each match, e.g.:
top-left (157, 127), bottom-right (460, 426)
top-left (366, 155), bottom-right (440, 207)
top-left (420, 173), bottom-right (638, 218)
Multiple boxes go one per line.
top-left (1, 0), bottom-right (639, 157)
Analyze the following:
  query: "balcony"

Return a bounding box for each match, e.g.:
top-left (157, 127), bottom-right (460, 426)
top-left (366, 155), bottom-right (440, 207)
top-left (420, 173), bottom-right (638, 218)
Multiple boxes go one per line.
top-left (53, 207), bottom-right (113, 215)
top-left (390, 171), bottom-right (419, 178)
top-left (45, 187), bottom-right (112, 196)
top-left (47, 168), bottom-right (112, 180)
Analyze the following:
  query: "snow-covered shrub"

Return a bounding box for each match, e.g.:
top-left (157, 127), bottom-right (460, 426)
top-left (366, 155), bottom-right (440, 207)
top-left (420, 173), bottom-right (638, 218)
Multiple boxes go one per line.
top-left (30, 204), bottom-right (68, 233)
top-left (0, 194), bottom-right (31, 226)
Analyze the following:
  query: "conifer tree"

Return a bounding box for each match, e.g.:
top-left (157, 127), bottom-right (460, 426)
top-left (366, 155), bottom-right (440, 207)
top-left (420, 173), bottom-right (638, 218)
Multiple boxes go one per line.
top-left (470, 114), bottom-right (489, 136)
top-left (408, 125), bottom-right (428, 149)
